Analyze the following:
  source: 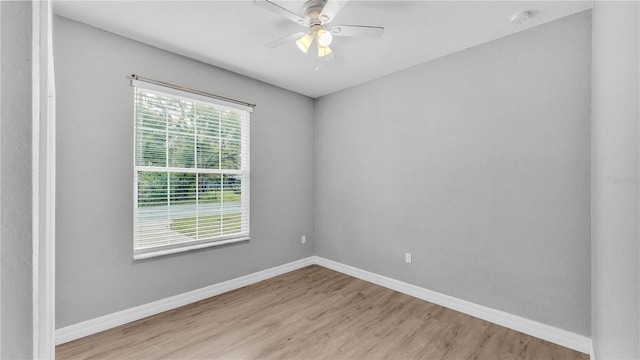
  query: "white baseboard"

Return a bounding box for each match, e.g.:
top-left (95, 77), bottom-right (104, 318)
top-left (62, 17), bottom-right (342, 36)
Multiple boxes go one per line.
top-left (56, 255), bottom-right (591, 355)
top-left (55, 256), bottom-right (315, 345)
top-left (313, 256), bottom-right (591, 354)
top-left (589, 340), bottom-right (595, 360)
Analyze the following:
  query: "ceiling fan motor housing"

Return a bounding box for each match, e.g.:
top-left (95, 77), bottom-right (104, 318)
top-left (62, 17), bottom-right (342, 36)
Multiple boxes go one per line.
top-left (303, 0), bottom-right (329, 25)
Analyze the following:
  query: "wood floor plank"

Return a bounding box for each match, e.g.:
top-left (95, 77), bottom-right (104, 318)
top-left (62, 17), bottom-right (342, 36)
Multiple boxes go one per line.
top-left (439, 317), bottom-right (492, 360)
top-left (56, 265), bottom-right (589, 360)
top-left (497, 329), bottom-right (533, 359)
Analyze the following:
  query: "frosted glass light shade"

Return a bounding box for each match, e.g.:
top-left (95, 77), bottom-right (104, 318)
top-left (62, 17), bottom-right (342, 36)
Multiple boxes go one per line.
top-left (296, 33), bottom-right (313, 53)
top-left (317, 29), bottom-right (333, 47)
top-left (317, 45), bottom-right (333, 57)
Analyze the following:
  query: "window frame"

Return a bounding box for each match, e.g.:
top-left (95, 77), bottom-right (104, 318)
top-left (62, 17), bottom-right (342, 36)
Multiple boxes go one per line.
top-left (131, 79), bottom-right (251, 260)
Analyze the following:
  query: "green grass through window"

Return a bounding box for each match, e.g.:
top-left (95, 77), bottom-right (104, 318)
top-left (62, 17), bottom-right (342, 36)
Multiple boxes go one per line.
top-left (170, 213), bottom-right (242, 239)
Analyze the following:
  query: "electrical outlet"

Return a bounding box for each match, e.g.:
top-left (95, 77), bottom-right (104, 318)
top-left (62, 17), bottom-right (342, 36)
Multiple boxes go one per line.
top-left (405, 253), bottom-right (412, 264)
top-left (301, 235), bottom-right (306, 244)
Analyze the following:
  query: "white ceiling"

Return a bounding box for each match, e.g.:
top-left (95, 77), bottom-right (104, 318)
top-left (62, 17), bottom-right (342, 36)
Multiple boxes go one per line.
top-left (53, 0), bottom-right (592, 98)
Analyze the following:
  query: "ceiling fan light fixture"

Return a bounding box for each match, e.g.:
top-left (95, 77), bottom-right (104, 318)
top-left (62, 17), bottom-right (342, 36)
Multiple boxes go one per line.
top-left (316, 28), bottom-right (333, 47)
top-left (255, 0), bottom-right (385, 65)
top-left (317, 44), bottom-right (332, 57)
top-left (296, 33), bottom-right (314, 53)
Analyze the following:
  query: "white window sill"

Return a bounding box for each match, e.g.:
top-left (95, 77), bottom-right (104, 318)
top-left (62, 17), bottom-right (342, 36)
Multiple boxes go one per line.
top-left (133, 236), bottom-right (250, 260)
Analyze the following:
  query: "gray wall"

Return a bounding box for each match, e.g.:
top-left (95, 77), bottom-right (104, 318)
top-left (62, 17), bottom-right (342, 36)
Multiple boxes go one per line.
top-left (1, 1), bottom-right (33, 358)
top-left (314, 11), bottom-right (591, 335)
top-left (591, 1), bottom-right (640, 358)
top-left (54, 16), bottom-right (315, 328)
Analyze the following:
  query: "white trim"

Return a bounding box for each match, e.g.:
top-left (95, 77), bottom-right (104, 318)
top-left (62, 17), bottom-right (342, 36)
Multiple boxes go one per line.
top-left (44, 0), bottom-right (56, 356)
top-left (589, 339), bottom-right (595, 360)
top-left (55, 256), bottom-right (591, 355)
top-left (1, 2), bottom-right (3, 356)
top-left (313, 256), bottom-right (591, 354)
top-left (55, 256), bottom-right (315, 345)
top-left (32, 0), bottom-right (42, 356)
top-left (133, 236), bottom-right (250, 260)
top-left (32, 1), bottom-right (56, 358)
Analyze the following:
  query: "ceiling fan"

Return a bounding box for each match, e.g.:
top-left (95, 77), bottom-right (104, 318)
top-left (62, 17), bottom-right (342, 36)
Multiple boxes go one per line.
top-left (254, 0), bottom-right (385, 60)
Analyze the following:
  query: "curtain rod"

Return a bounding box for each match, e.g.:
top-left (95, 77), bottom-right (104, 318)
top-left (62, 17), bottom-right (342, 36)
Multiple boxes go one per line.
top-left (130, 74), bottom-right (256, 109)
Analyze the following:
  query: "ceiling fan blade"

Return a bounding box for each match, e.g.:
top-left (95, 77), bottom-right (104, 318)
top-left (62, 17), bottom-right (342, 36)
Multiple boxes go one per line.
top-left (330, 25), bottom-right (384, 38)
top-left (265, 32), bottom-right (306, 49)
top-left (254, 0), bottom-right (309, 27)
top-left (319, 0), bottom-right (348, 24)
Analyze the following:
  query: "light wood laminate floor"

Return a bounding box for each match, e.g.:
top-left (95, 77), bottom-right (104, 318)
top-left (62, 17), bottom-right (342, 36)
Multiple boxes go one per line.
top-left (57, 265), bottom-right (588, 359)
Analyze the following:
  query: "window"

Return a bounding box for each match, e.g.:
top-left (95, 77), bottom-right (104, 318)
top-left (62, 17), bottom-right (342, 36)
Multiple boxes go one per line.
top-left (132, 80), bottom-right (251, 259)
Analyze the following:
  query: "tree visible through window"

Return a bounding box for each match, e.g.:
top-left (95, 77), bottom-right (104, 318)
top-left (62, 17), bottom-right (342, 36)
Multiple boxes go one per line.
top-left (133, 84), bottom-right (250, 259)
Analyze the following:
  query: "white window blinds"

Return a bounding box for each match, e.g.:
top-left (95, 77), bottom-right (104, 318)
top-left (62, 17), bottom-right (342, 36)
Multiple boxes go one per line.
top-left (132, 81), bottom-right (251, 259)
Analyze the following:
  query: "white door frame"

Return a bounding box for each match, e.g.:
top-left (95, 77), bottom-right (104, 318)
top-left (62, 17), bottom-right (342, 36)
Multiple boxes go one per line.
top-left (32, 0), bottom-right (55, 358)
